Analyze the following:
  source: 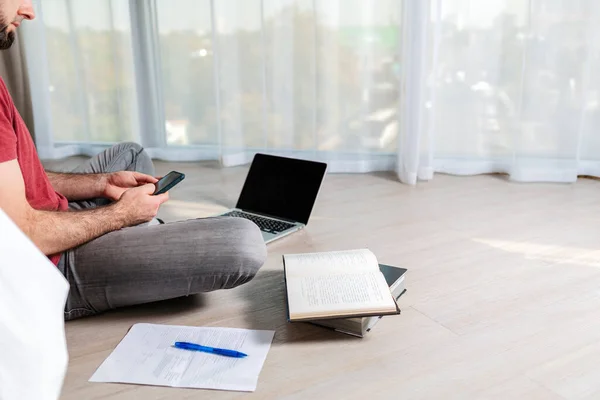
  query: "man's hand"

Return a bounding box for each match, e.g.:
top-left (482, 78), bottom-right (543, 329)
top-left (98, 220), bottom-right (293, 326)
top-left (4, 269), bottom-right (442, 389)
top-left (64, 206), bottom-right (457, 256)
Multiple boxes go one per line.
top-left (102, 172), bottom-right (158, 201)
top-left (115, 184), bottom-right (169, 226)
top-left (3, 160), bottom-right (169, 256)
top-left (47, 171), bottom-right (158, 202)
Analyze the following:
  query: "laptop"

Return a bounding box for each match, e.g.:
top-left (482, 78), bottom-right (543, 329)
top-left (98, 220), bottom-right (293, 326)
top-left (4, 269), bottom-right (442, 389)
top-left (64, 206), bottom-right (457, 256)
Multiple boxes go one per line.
top-left (218, 153), bottom-right (327, 243)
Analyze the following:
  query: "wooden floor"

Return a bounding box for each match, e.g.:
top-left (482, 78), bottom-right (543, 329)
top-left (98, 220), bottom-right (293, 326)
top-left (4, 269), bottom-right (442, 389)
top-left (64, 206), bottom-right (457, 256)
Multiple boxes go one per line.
top-left (47, 158), bottom-right (600, 400)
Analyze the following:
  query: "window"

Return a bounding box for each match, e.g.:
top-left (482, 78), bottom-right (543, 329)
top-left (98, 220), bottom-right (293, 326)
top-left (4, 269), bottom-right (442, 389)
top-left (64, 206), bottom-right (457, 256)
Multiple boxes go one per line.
top-left (37, 0), bottom-right (402, 157)
top-left (42, 0), bottom-right (136, 143)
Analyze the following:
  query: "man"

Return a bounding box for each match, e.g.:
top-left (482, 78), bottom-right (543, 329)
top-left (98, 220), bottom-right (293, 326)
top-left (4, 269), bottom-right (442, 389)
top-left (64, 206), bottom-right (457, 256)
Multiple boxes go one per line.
top-left (0, 0), bottom-right (267, 320)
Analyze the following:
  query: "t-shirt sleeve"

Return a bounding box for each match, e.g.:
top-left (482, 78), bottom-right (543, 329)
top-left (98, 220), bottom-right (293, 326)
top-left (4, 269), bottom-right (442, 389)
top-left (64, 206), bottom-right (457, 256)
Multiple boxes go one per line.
top-left (0, 82), bottom-right (16, 163)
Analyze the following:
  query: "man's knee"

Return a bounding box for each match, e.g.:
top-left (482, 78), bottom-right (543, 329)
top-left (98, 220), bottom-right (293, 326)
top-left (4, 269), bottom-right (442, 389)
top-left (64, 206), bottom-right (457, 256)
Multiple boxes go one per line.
top-left (202, 218), bottom-right (267, 290)
top-left (110, 142), bottom-right (154, 175)
top-left (225, 218), bottom-right (266, 286)
top-left (113, 142), bottom-right (148, 164)
top-left (116, 141), bottom-right (144, 153)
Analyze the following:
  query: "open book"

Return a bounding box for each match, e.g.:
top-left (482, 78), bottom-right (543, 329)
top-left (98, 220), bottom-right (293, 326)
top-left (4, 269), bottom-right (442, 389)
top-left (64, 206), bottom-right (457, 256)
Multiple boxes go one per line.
top-left (311, 264), bottom-right (406, 337)
top-left (283, 249), bottom-right (400, 322)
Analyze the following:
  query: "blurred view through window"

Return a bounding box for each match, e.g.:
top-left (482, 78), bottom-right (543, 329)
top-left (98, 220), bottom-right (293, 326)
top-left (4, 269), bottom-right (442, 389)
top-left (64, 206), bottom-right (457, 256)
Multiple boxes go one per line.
top-left (37, 0), bottom-right (600, 178)
top-left (41, 0), bottom-right (402, 153)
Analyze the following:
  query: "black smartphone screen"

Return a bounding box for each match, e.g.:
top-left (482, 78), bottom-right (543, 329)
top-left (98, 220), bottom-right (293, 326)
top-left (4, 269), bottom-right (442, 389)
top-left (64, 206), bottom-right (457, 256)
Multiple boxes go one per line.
top-left (153, 171), bottom-right (185, 195)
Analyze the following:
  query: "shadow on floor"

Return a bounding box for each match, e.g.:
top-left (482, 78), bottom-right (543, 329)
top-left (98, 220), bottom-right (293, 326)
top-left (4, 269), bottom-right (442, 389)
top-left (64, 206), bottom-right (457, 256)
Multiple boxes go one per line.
top-left (239, 269), bottom-right (361, 344)
top-left (368, 170), bottom-right (400, 182)
top-left (68, 295), bottom-right (208, 326)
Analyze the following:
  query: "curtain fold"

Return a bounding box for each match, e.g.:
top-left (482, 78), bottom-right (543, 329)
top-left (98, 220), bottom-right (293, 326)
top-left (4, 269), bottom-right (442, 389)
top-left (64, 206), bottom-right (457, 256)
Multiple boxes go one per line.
top-left (422, 0), bottom-right (600, 183)
top-left (21, 0), bottom-right (600, 183)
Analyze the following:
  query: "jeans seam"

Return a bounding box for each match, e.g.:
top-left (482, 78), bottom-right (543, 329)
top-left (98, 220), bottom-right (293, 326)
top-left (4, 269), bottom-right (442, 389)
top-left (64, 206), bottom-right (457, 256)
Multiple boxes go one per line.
top-left (65, 307), bottom-right (93, 313)
top-left (64, 307), bottom-right (95, 320)
top-left (73, 273), bottom-right (244, 289)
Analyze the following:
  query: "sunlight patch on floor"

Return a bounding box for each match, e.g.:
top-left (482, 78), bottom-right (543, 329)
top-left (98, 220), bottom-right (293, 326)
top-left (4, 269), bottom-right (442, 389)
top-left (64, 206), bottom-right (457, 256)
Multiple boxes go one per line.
top-left (473, 238), bottom-right (600, 267)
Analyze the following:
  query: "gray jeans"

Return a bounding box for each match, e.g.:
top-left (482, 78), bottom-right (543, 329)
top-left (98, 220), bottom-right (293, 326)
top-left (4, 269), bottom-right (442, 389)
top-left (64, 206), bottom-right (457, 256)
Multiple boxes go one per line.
top-left (57, 142), bottom-right (267, 320)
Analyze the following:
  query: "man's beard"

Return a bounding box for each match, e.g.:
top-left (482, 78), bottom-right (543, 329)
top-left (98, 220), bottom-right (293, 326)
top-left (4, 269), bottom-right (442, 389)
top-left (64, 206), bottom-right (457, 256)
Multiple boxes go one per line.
top-left (0, 25), bottom-right (15, 50)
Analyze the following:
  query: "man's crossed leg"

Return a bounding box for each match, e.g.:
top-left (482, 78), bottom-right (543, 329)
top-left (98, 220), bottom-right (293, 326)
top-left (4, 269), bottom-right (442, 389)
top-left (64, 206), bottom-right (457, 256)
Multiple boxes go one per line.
top-left (57, 143), bottom-right (266, 320)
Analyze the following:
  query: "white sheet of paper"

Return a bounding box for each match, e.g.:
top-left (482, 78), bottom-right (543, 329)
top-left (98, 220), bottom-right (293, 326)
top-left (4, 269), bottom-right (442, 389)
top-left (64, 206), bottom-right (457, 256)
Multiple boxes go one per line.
top-left (0, 209), bottom-right (70, 400)
top-left (89, 323), bottom-right (275, 392)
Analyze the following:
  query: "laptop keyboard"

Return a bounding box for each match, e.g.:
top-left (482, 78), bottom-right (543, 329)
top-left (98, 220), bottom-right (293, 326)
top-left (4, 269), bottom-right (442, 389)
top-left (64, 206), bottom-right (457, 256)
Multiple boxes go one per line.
top-left (222, 211), bottom-right (295, 234)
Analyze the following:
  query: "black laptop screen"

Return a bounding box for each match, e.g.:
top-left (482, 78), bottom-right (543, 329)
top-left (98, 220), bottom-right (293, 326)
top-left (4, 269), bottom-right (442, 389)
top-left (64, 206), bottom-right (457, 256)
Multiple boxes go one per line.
top-left (236, 154), bottom-right (327, 225)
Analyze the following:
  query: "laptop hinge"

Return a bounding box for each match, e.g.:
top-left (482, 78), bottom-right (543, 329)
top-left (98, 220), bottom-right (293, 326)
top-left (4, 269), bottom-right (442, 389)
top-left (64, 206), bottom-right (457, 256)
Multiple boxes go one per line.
top-left (238, 209), bottom-right (301, 225)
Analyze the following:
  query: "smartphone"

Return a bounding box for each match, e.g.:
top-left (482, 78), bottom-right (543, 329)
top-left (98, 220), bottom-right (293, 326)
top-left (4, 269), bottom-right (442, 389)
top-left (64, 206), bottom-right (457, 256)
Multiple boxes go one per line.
top-left (153, 171), bottom-right (185, 195)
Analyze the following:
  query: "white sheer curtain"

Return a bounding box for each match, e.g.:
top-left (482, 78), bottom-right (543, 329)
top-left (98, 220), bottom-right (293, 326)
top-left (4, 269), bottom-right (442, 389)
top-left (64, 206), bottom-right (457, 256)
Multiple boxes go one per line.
top-left (412, 0), bottom-right (600, 184)
top-left (153, 0), bottom-right (401, 170)
top-left (22, 0), bottom-right (600, 183)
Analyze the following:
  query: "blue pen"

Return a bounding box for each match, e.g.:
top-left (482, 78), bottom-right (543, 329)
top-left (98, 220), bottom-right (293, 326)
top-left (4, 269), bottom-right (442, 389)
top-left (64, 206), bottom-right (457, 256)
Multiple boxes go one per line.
top-left (173, 342), bottom-right (248, 358)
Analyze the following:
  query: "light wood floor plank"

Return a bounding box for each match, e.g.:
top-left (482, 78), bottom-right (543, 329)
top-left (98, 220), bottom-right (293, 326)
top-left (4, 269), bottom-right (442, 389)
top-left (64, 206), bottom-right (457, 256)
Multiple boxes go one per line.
top-left (42, 158), bottom-right (600, 399)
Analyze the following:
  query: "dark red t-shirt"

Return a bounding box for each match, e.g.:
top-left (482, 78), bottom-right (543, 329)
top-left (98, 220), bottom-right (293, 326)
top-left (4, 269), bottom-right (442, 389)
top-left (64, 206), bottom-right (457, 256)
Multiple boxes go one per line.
top-left (0, 78), bottom-right (68, 265)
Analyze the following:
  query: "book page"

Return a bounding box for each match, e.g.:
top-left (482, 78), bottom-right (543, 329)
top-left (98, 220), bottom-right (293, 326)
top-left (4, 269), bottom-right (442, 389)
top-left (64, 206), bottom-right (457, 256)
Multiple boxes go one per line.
top-left (284, 249), bottom-right (378, 276)
top-left (286, 270), bottom-right (397, 320)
